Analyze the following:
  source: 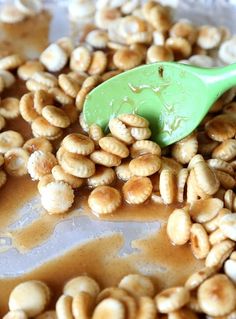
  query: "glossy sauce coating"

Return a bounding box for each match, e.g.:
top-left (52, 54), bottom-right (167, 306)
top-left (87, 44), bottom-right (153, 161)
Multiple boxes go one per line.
top-left (0, 227), bottom-right (203, 316)
top-left (0, 8), bottom-right (204, 317)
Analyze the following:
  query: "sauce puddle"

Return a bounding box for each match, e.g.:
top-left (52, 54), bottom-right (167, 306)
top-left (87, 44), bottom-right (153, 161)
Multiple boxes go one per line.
top-left (0, 10), bottom-right (51, 59)
top-left (0, 176), bottom-right (37, 231)
top-left (8, 187), bottom-right (178, 253)
top-left (0, 229), bottom-right (203, 317)
top-left (78, 188), bottom-right (179, 222)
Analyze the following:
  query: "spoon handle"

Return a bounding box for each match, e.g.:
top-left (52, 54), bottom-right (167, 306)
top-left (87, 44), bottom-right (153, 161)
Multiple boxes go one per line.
top-left (195, 63), bottom-right (236, 98)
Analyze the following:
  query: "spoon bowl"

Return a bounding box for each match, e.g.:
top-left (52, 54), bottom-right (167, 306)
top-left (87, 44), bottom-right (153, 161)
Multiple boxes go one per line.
top-left (83, 62), bottom-right (236, 147)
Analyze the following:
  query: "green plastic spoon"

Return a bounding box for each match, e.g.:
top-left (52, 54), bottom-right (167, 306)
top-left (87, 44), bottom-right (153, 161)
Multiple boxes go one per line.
top-left (83, 62), bottom-right (236, 147)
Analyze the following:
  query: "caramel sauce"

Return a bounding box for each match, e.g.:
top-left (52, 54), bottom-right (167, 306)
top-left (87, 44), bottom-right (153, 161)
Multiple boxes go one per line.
top-left (0, 176), bottom-right (37, 231)
top-left (80, 191), bottom-right (179, 222)
top-left (11, 212), bottom-right (60, 253)
top-left (0, 229), bottom-right (203, 317)
top-left (0, 9), bottom-right (204, 317)
top-left (0, 11), bottom-right (51, 59)
top-left (9, 189), bottom-right (176, 253)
